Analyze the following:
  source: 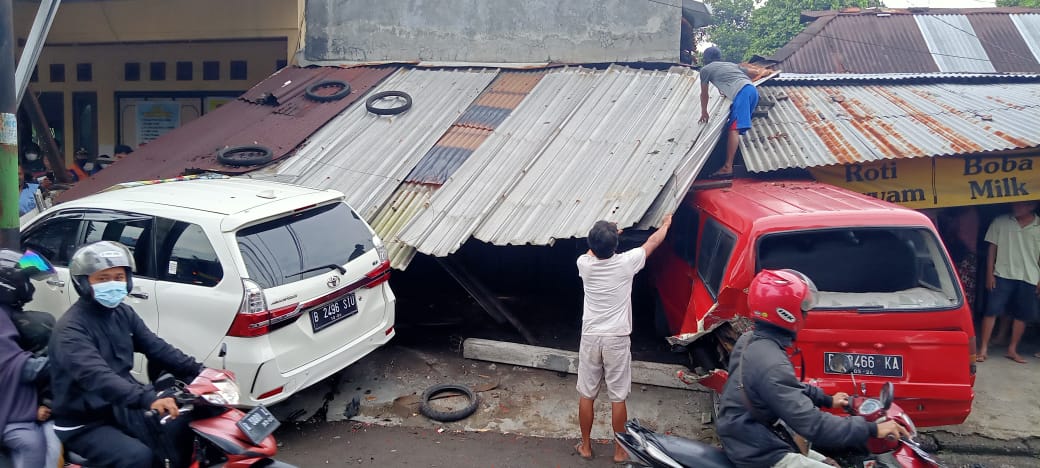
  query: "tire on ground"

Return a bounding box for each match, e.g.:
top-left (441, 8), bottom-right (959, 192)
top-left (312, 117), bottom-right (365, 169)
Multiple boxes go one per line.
top-left (419, 383), bottom-right (479, 422)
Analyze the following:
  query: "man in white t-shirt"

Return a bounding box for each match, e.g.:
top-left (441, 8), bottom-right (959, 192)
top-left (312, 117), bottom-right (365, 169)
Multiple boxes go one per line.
top-left (574, 214), bottom-right (672, 463)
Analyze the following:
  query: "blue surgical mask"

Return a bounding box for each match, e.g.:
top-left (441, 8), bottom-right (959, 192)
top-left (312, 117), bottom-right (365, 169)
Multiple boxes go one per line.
top-left (92, 281), bottom-right (128, 308)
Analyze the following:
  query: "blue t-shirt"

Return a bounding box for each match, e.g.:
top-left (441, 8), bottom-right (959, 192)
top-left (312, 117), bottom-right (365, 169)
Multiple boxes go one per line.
top-left (19, 183), bottom-right (40, 215)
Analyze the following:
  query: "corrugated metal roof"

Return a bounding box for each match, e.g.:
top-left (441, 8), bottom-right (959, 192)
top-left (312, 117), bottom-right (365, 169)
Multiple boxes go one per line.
top-left (1012, 15), bottom-right (1040, 63)
top-left (771, 10), bottom-right (1040, 74)
top-left (741, 81), bottom-right (1040, 172)
top-left (273, 68), bottom-right (499, 220)
top-left (397, 65), bottom-right (727, 257)
top-left (916, 15), bottom-right (995, 73)
top-left (58, 66), bottom-right (397, 202)
top-left (370, 71), bottom-right (547, 269)
top-left (772, 72), bottom-right (1040, 82)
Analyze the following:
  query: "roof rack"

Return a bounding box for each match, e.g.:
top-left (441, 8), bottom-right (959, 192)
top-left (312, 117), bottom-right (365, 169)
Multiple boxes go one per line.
top-left (101, 173), bottom-right (230, 193)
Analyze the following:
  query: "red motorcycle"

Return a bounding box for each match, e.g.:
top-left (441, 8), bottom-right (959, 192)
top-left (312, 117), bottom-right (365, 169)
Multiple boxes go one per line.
top-left (66, 367), bottom-right (296, 468)
top-left (650, 365), bottom-right (943, 468)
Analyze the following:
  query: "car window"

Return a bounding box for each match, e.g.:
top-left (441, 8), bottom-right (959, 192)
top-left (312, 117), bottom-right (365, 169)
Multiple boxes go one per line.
top-left (154, 218), bottom-right (223, 287)
top-left (671, 203), bottom-right (699, 266)
top-left (22, 217), bottom-right (81, 266)
top-left (82, 217), bottom-right (153, 276)
top-left (696, 218), bottom-right (736, 299)
top-left (757, 227), bottom-right (961, 311)
top-left (237, 202), bottom-right (375, 289)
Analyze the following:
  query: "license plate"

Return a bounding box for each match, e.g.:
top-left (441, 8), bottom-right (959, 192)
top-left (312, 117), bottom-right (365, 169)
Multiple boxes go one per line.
top-left (824, 352), bottom-right (904, 377)
top-left (309, 293), bottom-right (358, 333)
top-left (236, 404), bottom-right (281, 445)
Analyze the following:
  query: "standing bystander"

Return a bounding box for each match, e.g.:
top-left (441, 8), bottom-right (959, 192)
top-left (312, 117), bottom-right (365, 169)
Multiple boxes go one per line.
top-left (978, 201), bottom-right (1040, 363)
top-left (573, 215), bottom-right (672, 463)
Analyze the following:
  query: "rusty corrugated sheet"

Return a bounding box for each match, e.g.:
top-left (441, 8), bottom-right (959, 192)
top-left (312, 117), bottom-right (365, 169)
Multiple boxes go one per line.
top-left (774, 9), bottom-right (1040, 74)
top-left (741, 77), bottom-right (1040, 172)
top-left (780, 14), bottom-right (939, 74)
top-left (969, 14), bottom-right (1040, 73)
top-left (58, 66), bottom-right (397, 202)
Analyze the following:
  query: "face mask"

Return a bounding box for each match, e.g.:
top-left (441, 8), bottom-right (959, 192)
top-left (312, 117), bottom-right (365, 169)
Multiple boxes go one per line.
top-left (25, 153), bottom-right (39, 161)
top-left (92, 281), bottom-right (128, 308)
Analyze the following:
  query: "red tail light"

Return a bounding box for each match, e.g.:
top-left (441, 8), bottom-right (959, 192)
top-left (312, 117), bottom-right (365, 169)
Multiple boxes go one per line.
top-left (227, 279), bottom-right (303, 338)
top-left (364, 260), bottom-right (391, 288)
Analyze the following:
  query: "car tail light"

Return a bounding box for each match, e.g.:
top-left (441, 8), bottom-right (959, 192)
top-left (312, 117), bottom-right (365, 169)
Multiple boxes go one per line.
top-left (227, 279), bottom-right (303, 337)
top-left (364, 247), bottom-right (391, 288)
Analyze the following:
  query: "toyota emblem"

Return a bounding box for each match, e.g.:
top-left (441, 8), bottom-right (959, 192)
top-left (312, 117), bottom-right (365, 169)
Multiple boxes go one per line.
top-left (326, 276), bottom-right (341, 288)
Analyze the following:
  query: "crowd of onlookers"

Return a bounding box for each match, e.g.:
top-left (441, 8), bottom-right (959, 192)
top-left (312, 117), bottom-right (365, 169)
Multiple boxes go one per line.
top-left (17, 142), bottom-right (134, 217)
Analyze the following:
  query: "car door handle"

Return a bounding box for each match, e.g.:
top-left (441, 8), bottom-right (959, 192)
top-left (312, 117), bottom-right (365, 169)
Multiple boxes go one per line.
top-left (46, 279), bottom-right (66, 287)
top-left (129, 291), bottom-right (150, 300)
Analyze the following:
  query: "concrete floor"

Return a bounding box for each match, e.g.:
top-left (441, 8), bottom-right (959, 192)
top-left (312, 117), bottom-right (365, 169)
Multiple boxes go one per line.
top-left (270, 344), bottom-right (714, 443)
top-left (924, 341), bottom-right (1040, 441)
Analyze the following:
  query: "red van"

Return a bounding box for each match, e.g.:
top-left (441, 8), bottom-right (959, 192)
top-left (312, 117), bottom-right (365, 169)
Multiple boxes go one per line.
top-left (651, 179), bottom-right (975, 427)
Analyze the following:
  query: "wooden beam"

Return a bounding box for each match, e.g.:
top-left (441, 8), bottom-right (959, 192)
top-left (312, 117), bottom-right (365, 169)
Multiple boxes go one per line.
top-left (436, 257), bottom-right (539, 345)
top-left (22, 88), bottom-right (72, 183)
top-left (463, 338), bottom-right (704, 392)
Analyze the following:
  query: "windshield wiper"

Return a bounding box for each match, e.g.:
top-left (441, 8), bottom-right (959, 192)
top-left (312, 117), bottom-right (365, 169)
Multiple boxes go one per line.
top-left (286, 263), bottom-right (346, 278)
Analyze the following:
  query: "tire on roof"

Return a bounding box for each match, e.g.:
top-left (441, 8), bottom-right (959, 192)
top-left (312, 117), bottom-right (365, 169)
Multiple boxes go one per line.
top-left (366, 90), bottom-right (412, 116)
top-left (217, 145), bottom-right (274, 167)
top-left (305, 80), bottom-right (352, 102)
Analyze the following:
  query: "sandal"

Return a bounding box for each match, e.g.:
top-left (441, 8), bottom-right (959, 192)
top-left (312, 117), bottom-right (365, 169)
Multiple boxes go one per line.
top-left (976, 354), bottom-right (987, 362)
top-left (707, 169), bottom-right (733, 179)
top-left (1006, 354), bottom-right (1027, 364)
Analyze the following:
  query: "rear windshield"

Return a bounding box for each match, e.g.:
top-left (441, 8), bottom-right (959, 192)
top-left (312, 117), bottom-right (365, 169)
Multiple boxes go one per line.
top-left (757, 227), bottom-right (961, 311)
top-left (237, 202), bottom-right (375, 288)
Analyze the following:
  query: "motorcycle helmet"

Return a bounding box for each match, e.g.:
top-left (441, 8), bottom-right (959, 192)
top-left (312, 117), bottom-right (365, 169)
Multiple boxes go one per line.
top-left (747, 269), bottom-right (818, 335)
top-left (69, 241), bottom-right (135, 298)
top-left (0, 249), bottom-right (56, 308)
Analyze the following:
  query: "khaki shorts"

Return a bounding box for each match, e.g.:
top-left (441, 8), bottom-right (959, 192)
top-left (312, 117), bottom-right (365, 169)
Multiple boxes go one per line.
top-left (576, 335), bottom-right (632, 402)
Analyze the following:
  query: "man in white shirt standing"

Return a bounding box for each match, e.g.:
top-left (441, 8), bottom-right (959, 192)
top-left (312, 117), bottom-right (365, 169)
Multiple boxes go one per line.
top-left (978, 200), bottom-right (1040, 364)
top-left (574, 214), bottom-right (672, 463)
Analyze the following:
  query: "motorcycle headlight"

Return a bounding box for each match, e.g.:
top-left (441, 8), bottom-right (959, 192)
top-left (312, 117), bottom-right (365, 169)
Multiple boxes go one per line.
top-left (203, 379), bottom-right (240, 406)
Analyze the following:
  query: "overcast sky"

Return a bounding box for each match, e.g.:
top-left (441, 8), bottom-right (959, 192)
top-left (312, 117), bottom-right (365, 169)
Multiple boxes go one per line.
top-left (883, 0), bottom-right (996, 7)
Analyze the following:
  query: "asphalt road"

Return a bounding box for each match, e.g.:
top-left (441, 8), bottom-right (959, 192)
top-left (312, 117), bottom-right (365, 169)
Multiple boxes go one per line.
top-left (273, 420), bottom-right (1040, 468)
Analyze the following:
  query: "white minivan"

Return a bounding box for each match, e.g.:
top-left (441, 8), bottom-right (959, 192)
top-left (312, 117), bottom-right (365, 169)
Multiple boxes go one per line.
top-left (21, 176), bottom-right (396, 406)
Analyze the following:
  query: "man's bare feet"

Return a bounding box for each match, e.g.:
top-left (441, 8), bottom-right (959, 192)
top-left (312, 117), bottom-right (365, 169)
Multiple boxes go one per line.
top-left (613, 446), bottom-right (629, 464)
top-left (574, 442), bottom-right (593, 461)
top-left (1005, 353), bottom-right (1027, 364)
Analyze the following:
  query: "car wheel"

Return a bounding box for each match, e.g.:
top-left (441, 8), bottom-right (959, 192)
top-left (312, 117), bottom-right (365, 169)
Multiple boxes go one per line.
top-left (217, 145), bottom-right (274, 167)
top-left (419, 383), bottom-right (479, 422)
top-left (305, 80), bottom-right (352, 102)
top-left (365, 90), bottom-right (412, 116)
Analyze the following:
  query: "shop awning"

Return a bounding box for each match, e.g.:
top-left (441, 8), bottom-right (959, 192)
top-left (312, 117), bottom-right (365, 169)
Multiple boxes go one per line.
top-left (740, 73), bottom-right (1040, 208)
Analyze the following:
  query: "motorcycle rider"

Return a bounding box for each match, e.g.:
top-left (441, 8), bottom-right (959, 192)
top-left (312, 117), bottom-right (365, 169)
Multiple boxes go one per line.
top-left (0, 249), bottom-right (61, 468)
top-left (49, 241), bottom-right (204, 468)
top-left (716, 269), bottom-right (910, 468)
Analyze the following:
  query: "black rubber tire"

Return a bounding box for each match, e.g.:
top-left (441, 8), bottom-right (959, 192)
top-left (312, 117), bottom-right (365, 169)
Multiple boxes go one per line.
top-left (217, 145), bottom-right (274, 166)
top-left (366, 90), bottom-right (412, 115)
top-left (305, 80), bottom-right (352, 102)
top-left (419, 383), bottom-right (479, 422)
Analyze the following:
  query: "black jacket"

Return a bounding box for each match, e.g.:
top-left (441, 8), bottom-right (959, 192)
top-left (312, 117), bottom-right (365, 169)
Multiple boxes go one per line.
top-left (48, 298), bottom-right (202, 426)
top-left (716, 325), bottom-right (878, 468)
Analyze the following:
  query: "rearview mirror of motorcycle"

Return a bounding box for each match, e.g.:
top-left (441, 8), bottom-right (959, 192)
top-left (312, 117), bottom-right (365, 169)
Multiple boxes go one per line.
top-left (880, 382), bottom-right (894, 410)
top-left (154, 373), bottom-right (176, 392)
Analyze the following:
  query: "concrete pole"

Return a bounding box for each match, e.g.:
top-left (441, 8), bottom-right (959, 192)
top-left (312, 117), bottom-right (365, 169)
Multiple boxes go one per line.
top-left (1, 0), bottom-right (20, 249)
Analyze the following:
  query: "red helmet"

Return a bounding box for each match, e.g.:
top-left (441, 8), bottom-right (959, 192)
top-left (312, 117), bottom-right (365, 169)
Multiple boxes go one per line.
top-left (748, 269), bottom-right (818, 334)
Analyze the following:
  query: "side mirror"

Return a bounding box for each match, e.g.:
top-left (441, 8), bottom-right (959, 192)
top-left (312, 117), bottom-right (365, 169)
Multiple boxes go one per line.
top-left (880, 382), bottom-right (894, 410)
top-left (154, 372), bottom-right (176, 391)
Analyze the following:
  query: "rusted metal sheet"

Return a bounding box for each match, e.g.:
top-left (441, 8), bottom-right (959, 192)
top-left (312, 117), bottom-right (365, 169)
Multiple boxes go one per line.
top-left (741, 77), bottom-right (1040, 172)
top-left (774, 10), bottom-right (1040, 74)
top-left (780, 14), bottom-right (939, 74)
top-left (58, 66), bottom-right (396, 202)
top-left (968, 14), bottom-right (1040, 73)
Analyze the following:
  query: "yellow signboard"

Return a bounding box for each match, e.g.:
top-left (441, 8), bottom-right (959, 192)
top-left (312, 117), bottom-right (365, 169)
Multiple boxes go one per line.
top-left (810, 155), bottom-right (1040, 209)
